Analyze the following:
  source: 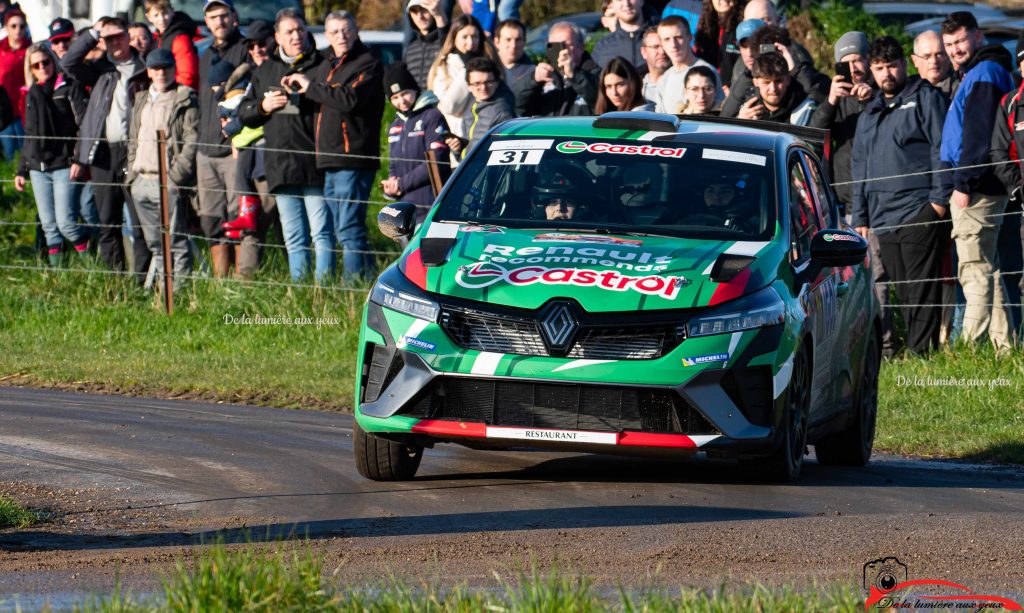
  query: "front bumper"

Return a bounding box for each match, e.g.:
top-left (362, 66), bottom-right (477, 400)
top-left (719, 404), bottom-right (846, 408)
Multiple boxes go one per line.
top-left (356, 300), bottom-right (797, 456)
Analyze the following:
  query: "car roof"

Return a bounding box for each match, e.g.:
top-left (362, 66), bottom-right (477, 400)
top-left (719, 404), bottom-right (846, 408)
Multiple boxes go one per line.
top-left (491, 114), bottom-right (797, 154)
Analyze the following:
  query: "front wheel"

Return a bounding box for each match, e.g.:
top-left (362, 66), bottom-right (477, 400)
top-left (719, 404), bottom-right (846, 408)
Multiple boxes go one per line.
top-left (816, 331), bottom-right (879, 466)
top-left (354, 421), bottom-right (423, 481)
top-left (759, 348), bottom-right (810, 482)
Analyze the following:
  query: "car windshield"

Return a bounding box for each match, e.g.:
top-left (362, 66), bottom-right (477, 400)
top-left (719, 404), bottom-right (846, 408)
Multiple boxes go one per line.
top-left (437, 136), bottom-right (776, 240)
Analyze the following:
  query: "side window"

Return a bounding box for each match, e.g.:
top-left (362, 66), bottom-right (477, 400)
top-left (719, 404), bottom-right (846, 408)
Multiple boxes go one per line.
top-left (801, 152), bottom-right (835, 229)
top-left (788, 158), bottom-right (820, 263)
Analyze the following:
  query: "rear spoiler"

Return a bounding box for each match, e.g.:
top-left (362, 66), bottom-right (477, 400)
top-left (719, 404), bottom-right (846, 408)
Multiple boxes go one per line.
top-left (674, 115), bottom-right (831, 171)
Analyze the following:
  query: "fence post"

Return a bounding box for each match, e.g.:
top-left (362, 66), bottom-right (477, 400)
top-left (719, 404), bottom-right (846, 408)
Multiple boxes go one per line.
top-left (157, 129), bottom-right (174, 315)
top-left (425, 150), bottom-right (443, 198)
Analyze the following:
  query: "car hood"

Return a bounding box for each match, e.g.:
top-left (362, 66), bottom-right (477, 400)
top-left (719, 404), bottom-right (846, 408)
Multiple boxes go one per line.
top-left (414, 224), bottom-right (784, 312)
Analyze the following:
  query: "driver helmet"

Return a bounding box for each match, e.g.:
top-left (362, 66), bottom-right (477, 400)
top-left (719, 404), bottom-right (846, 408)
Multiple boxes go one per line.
top-left (531, 164), bottom-right (588, 220)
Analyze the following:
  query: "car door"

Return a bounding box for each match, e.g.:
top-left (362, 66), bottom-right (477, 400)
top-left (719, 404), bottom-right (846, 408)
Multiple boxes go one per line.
top-left (786, 151), bottom-right (837, 424)
top-left (800, 150), bottom-right (857, 417)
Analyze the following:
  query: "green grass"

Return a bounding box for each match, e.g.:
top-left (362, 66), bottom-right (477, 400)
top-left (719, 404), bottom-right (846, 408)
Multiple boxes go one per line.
top-left (68, 542), bottom-right (864, 612)
top-left (0, 495), bottom-right (41, 528)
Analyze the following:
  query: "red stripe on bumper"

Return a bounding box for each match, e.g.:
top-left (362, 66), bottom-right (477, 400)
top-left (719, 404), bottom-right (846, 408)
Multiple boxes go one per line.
top-left (410, 419), bottom-right (703, 448)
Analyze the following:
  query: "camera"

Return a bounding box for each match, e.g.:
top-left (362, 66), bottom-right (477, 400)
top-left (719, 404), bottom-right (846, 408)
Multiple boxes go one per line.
top-left (863, 557), bottom-right (908, 592)
top-left (758, 43), bottom-right (777, 56)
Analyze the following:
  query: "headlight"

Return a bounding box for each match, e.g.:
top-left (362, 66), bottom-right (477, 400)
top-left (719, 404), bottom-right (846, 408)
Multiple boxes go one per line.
top-left (369, 267), bottom-right (441, 322)
top-left (686, 286), bottom-right (786, 337)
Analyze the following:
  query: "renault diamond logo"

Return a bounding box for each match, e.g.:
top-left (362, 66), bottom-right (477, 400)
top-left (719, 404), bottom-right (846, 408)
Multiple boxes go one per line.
top-left (540, 302), bottom-right (577, 350)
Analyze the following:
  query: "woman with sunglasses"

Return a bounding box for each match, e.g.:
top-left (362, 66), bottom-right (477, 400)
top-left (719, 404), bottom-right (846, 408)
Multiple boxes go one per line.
top-left (14, 43), bottom-right (91, 265)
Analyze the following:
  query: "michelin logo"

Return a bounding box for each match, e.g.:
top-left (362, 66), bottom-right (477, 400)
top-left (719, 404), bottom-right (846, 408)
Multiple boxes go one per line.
top-left (682, 353), bottom-right (729, 366)
top-left (400, 336), bottom-right (436, 351)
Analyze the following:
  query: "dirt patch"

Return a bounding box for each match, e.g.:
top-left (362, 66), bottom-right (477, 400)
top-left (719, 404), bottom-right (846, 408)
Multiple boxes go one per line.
top-left (0, 376), bottom-right (351, 413)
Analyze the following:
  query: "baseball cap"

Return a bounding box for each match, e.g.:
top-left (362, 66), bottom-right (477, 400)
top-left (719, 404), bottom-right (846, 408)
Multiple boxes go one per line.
top-left (204, 0), bottom-right (233, 13)
top-left (243, 19), bottom-right (273, 45)
top-left (146, 47), bottom-right (175, 68)
top-left (736, 19), bottom-right (765, 44)
top-left (49, 17), bottom-right (74, 41)
top-left (834, 31), bottom-right (868, 62)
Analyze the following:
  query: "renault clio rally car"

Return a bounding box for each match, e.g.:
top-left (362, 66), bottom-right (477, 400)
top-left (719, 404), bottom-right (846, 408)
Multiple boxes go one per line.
top-left (355, 112), bottom-right (881, 482)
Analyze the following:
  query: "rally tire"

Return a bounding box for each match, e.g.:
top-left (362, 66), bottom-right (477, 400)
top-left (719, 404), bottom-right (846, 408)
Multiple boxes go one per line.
top-left (816, 330), bottom-right (880, 467)
top-left (354, 421), bottom-right (423, 481)
top-left (759, 347), bottom-right (810, 482)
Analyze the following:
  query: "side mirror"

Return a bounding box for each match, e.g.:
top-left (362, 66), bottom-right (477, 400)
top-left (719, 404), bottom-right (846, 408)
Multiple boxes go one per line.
top-left (810, 229), bottom-right (868, 267)
top-left (377, 202), bottom-right (418, 241)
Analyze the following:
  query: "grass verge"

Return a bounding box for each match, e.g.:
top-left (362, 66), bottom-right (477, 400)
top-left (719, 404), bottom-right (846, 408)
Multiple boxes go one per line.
top-left (69, 542), bottom-right (864, 612)
top-left (0, 495), bottom-right (41, 528)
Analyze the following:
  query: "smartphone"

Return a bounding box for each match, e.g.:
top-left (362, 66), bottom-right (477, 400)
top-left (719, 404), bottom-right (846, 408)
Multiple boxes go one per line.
top-left (758, 43), bottom-right (776, 56)
top-left (834, 61), bottom-right (852, 81)
top-left (546, 41), bottom-right (566, 67)
top-left (266, 86), bottom-right (299, 114)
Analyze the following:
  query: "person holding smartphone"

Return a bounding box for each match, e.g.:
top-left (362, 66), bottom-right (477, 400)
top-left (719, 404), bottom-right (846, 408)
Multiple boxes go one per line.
top-left (528, 21), bottom-right (601, 116)
top-left (736, 50), bottom-right (824, 125)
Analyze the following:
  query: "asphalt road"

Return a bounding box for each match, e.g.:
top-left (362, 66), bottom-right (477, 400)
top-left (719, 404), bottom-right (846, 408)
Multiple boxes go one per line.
top-left (1, 386), bottom-right (1022, 606)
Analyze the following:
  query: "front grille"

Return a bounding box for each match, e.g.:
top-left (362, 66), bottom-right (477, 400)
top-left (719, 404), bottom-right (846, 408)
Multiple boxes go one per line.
top-left (441, 308), bottom-right (547, 356)
top-left (440, 304), bottom-right (685, 360)
top-left (568, 329), bottom-right (672, 359)
top-left (400, 378), bottom-right (718, 435)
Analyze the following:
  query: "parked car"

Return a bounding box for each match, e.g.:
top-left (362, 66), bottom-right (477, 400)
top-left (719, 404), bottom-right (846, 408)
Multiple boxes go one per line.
top-left (353, 112), bottom-right (882, 483)
top-left (864, 1), bottom-right (1006, 30)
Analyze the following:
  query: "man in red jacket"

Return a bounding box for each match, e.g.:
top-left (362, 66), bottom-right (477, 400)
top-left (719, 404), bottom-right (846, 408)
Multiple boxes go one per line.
top-left (144, 0), bottom-right (199, 88)
top-left (0, 7), bottom-right (28, 159)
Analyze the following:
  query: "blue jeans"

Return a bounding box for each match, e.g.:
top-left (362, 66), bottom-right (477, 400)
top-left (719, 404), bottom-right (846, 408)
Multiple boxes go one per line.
top-left (30, 168), bottom-right (86, 247)
top-left (0, 119), bottom-right (24, 160)
top-left (325, 169), bottom-right (374, 280)
top-left (497, 0), bottom-right (523, 20)
top-left (276, 184), bottom-right (334, 282)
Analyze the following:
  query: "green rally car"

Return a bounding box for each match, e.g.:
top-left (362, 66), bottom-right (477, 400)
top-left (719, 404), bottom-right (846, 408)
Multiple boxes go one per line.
top-left (355, 112), bottom-right (881, 482)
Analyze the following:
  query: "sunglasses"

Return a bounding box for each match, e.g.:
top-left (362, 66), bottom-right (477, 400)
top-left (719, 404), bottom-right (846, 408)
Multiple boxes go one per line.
top-left (31, 59), bottom-right (53, 69)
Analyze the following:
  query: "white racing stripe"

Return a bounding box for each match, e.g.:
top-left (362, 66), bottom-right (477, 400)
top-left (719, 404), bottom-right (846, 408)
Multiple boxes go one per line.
top-left (397, 320), bottom-right (429, 348)
top-left (470, 352), bottom-right (504, 375)
top-left (724, 241), bottom-right (770, 257)
top-left (727, 331), bottom-right (741, 357)
top-left (425, 222), bottom-right (460, 239)
top-left (552, 359), bottom-right (615, 372)
top-left (773, 354), bottom-right (795, 399)
top-left (636, 131), bottom-right (679, 141)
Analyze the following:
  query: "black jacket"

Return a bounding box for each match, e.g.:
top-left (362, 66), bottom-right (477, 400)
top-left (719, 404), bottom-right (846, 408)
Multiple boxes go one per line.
top-left (198, 29), bottom-right (249, 156)
top-left (851, 77), bottom-right (948, 233)
top-left (304, 40), bottom-right (385, 172)
top-left (991, 82), bottom-right (1024, 199)
top-left (809, 85), bottom-right (874, 208)
top-left (61, 31), bottom-right (150, 166)
top-left (525, 52), bottom-right (601, 116)
top-left (17, 76), bottom-right (88, 176)
top-left (403, 19), bottom-right (446, 90)
top-left (502, 55), bottom-right (535, 117)
top-left (239, 48), bottom-right (326, 192)
top-left (591, 20), bottom-right (654, 70)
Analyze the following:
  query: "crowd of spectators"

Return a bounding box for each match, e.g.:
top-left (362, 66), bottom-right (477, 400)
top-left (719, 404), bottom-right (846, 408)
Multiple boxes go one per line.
top-left (1, 0), bottom-right (1023, 354)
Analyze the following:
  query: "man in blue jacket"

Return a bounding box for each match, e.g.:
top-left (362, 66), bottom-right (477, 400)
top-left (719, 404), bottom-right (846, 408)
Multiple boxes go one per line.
top-left (940, 11), bottom-right (1016, 351)
top-left (851, 36), bottom-right (949, 354)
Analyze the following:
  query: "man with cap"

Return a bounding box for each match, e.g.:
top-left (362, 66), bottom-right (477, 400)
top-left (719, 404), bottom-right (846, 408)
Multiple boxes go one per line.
top-left (811, 31), bottom-right (897, 356)
top-left (403, 0), bottom-right (448, 90)
top-left (731, 18), bottom-right (763, 89)
top-left (940, 11), bottom-right (1016, 352)
top-left (62, 16), bottom-right (151, 279)
top-left (197, 0), bottom-right (248, 278)
top-left (242, 19), bottom-right (273, 68)
top-left (381, 61), bottom-right (451, 224)
top-left (126, 47), bottom-right (198, 290)
top-left (48, 18), bottom-right (74, 60)
top-left (990, 30), bottom-right (1024, 336)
